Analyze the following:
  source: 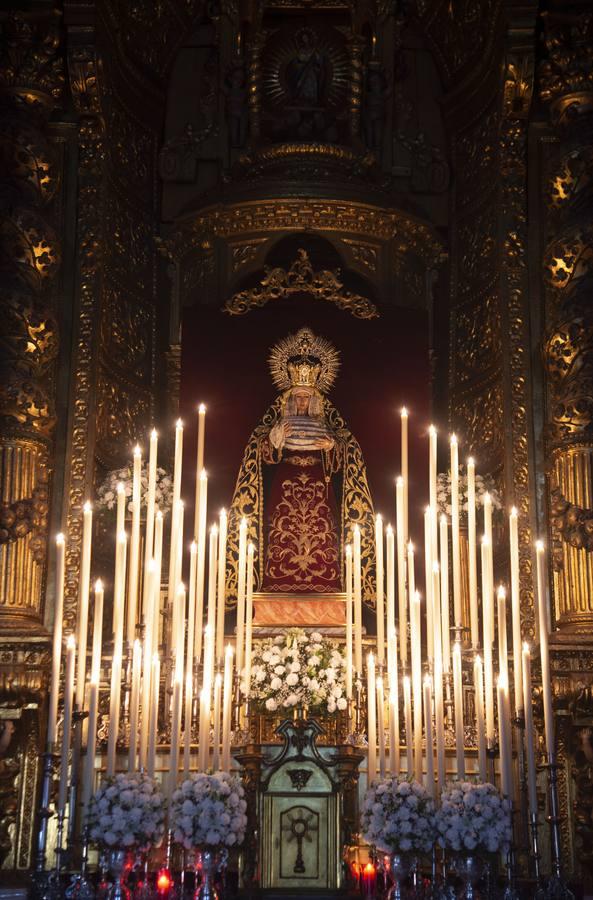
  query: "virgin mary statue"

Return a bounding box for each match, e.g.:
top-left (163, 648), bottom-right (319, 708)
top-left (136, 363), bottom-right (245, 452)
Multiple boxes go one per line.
top-left (225, 327), bottom-right (376, 608)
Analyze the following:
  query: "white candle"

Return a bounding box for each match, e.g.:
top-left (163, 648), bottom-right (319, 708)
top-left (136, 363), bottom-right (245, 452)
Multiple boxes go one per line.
top-left (144, 429), bottom-right (158, 591)
top-left (467, 458), bottom-right (479, 647)
top-left (106, 643), bottom-right (123, 777)
top-left (375, 515), bottom-right (385, 665)
top-left (353, 525), bottom-right (363, 676)
top-left (345, 544), bottom-right (353, 700)
top-left (127, 446), bottom-right (142, 646)
top-left (243, 544), bottom-right (255, 698)
top-left (186, 540), bottom-right (198, 697)
top-left (474, 655), bottom-right (487, 782)
top-left (452, 642), bottom-right (465, 779)
top-left (183, 671), bottom-right (193, 777)
top-left (174, 582), bottom-right (186, 685)
top-left (198, 684), bottom-right (211, 772)
top-left (484, 493), bottom-right (494, 637)
top-left (48, 534), bottom-right (66, 747)
top-left (58, 635), bottom-right (76, 813)
top-left (432, 562), bottom-right (446, 791)
top-left (194, 470), bottom-right (208, 663)
top-left (403, 675), bottom-right (413, 777)
top-left (153, 511), bottom-right (164, 650)
top-left (439, 515), bottom-right (451, 673)
top-left (81, 679), bottom-right (99, 814)
top-left (194, 404), bottom-right (206, 538)
top-left (221, 644), bottom-right (234, 771)
top-left (167, 420), bottom-right (184, 612)
top-left (522, 644), bottom-right (538, 818)
top-left (450, 435), bottom-right (462, 628)
top-left (212, 673), bottom-right (222, 771)
top-left (497, 586), bottom-right (509, 694)
top-left (395, 478), bottom-right (407, 667)
top-left (216, 509), bottom-right (228, 664)
top-left (147, 654), bottom-right (160, 778)
top-left (428, 425), bottom-right (438, 558)
top-left (376, 676), bottom-right (385, 777)
top-left (407, 541), bottom-right (415, 619)
top-left (206, 526), bottom-right (218, 692)
top-left (385, 525), bottom-right (395, 682)
top-left (366, 653), bottom-right (376, 781)
top-left (411, 591), bottom-right (423, 780)
top-left (497, 675), bottom-right (513, 798)
top-left (127, 639), bottom-right (142, 771)
top-left (90, 579), bottom-right (104, 692)
top-left (423, 675), bottom-right (435, 797)
top-left (481, 537), bottom-right (495, 748)
top-left (168, 674), bottom-right (182, 797)
top-left (401, 408), bottom-right (409, 544)
top-left (388, 645), bottom-right (399, 775)
top-left (424, 508), bottom-right (434, 666)
top-left (509, 508), bottom-right (523, 715)
top-left (235, 517), bottom-right (248, 676)
top-left (139, 562), bottom-right (155, 770)
top-left (76, 501), bottom-right (93, 708)
top-left (535, 541), bottom-right (554, 757)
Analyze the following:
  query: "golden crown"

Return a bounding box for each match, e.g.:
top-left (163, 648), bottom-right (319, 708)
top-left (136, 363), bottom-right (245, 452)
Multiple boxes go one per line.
top-left (269, 327), bottom-right (340, 394)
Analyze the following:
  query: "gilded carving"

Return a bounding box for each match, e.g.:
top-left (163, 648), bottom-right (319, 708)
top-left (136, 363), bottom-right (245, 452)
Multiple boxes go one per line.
top-left (455, 107), bottom-right (498, 207)
top-left (101, 282), bottom-right (152, 382)
top-left (224, 249), bottom-right (378, 320)
top-left (0, 15), bottom-right (64, 107)
top-left (457, 207), bottom-right (497, 297)
top-left (450, 292), bottom-right (501, 385)
top-left (453, 383), bottom-right (504, 468)
top-left (95, 372), bottom-right (151, 465)
top-left (341, 238), bottom-right (378, 273)
top-left (231, 239), bottom-right (268, 273)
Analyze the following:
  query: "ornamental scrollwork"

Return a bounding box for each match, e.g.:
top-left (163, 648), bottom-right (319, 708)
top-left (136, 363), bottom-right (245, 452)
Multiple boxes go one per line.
top-left (0, 14), bottom-right (64, 108)
top-left (224, 249), bottom-right (378, 320)
top-left (550, 487), bottom-right (593, 557)
top-left (450, 292), bottom-right (501, 385)
top-left (95, 373), bottom-right (151, 466)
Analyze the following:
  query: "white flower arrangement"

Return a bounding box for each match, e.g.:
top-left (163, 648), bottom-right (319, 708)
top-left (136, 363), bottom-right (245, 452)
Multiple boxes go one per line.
top-left (243, 628), bottom-right (348, 715)
top-left (360, 776), bottom-right (436, 855)
top-left (170, 772), bottom-right (248, 850)
top-left (436, 466), bottom-right (502, 519)
top-left (96, 463), bottom-right (173, 515)
top-left (436, 781), bottom-right (512, 855)
top-left (87, 772), bottom-right (166, 850)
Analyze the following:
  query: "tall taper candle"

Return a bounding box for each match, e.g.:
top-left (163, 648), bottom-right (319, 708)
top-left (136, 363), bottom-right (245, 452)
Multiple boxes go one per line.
top-left (244, 544), bottom-right (255, 695)
top-left (388, 632), bottom-right (400, 775)
top-left (345, 544), bottom-right (353, 700)
top-left (401, 408), bottom-right (409, 544)
top-left (58, 635), bottom-right (76, 813)
top-left (375, 515), bottom-right (385, 665)
top-left (235, 517), bottom-right (248, 675)
top-left (509, 508), bottom-right (523, 715)
top-left (439, 515), bottom-right (451, 673)
top-left (521, 643), bottom-right (538, 818)
top-left (353, 525), bottom-right (363, 676)
top-left (423, 675), bottom-right (435, 797)
top-left (221, 644), bottom-right (234, 771)
top-left (216, 509), bottom-right (228, 663)
top-left (127, 639), bottom-right (142, 771)
top-left (428, 425), bottom-right (438, 557)
top-left (81, 678), bottom-right (99, 813)
top-left (48, 534), bottom-right (66, 746)
top-left (403, 675), bottom-right (413, 776)
top-left (212, 672), bottom-right (222, 771)
top-left (147, 654), bottom-right (160, 778)
top-left (535, 541), bottom-right (554, 757)
top-left (76, 501), bottom-right (93, 708)
top-left (424, 508), bottom-right (434, 666)
top-left (407, 541), bottom-right (415, 618)
top-left (450, 434), bottom-right (462, 628)
top-left (127, 445), bottom-right (142, 646)
top-left (90, 579), bottom-right (104, 692)
top-left (411, 591), bottom-right (423, 780)
top-left (467, 457), bottom-right (479, 647)
top-left (205, 526), bottom-right (218, 692)
top-left (194, 470), bottom-right (208, 662)
top-left (481, 537), bottom-right (495, 748)
top-left (194, 404), bottom-right (206, 537)
top-left (484, 493), bottom-right (494, 636)
top-left (144, 428), bottom-right (158, 592)
top-left (385, 525), bottom-right (395, 678)
top-left (198, 684), bottom-right (210, 773)
top-left (497, 586), bottom-right (509, 693)
top-left (366, 653), bottom-right (377, 782)
top-left (497, 675), bottom-right (513, 798)
top-left (167, 420), bottom-right (184, 612)
top-left (183, 672), bottom-right (193, 777)
top-left (168, 674), bottom-right (182, 798)
top-left (474, 654), bottom-right (487, 782)
top-left (139, 560), bottom-right (156, 769)
top-left (395, 478), bottom-right (407, 667)
top-left (376, 676), bottom-right (385, 777)
top-left (452, 642), bottom-right (465, 779)
top-left (107, 531), bottom-right (128, 775)
top-left (116, 481), bottom-right (125, 535)
top-left (186, 541), bottom-right (198, 689)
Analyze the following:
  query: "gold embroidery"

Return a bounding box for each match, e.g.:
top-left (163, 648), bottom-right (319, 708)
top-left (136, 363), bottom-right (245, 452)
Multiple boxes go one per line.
top-left (265, 473), bottom-right (340, 587)
top-left (285, 455), bottom-right (317, 467)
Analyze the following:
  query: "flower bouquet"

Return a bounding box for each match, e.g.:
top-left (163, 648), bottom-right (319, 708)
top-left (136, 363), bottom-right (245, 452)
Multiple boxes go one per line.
top-left (436, 466), bottom-right (502, 519)
top-left (361, 777), bottom-right (436, 899)
top-left (243, 628), bottom-right (348, 715)
top-left (170, 772), bottom-right (247, 900)
top-left (96, 464), bottom-right (173, 515)
top-left (169, 771), bottom-right (248, 851)
top-left (87, 773), bottom-right (165, 898)
top-left (436, 781), bottom-right (512, 855)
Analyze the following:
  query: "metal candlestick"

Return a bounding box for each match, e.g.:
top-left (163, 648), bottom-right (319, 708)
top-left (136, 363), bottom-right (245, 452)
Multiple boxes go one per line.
top-left (31, 750), bottom-right (62, 900)
top-left (534, 756), bottom-right (575, 899)
top-left (529, 811), bottom-right (542, 885)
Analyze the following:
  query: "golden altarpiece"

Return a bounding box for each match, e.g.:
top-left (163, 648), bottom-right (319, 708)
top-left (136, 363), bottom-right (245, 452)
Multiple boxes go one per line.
top-left (0, 0), bottom-right (593, 895)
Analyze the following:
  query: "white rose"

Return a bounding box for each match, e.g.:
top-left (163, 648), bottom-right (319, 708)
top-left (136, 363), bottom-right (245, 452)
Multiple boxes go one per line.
top-left (286, 672), bottom-right (299, 686)
top-left (265, 698), bottom-right (277, 711)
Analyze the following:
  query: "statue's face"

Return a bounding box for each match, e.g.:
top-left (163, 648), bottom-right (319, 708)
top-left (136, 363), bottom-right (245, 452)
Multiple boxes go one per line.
top-left (293, 389), bottom-right (311, 415)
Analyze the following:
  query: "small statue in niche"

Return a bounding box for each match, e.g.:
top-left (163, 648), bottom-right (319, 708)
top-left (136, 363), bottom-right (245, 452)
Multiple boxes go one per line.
top-left (362, 63), bottom-right (391, 151)
top-left (223, 59), bottom-right (249, 148)
top-left (285, 28), bottom-right (328, 108)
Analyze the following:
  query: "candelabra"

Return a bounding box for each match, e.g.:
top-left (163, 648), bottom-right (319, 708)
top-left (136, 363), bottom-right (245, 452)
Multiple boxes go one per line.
top-left (534, 756), bottom-right (575, 900)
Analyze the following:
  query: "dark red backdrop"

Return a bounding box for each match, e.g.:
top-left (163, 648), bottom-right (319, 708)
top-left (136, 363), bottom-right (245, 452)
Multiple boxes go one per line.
top-left (179, 296), bottom-right (430, 549)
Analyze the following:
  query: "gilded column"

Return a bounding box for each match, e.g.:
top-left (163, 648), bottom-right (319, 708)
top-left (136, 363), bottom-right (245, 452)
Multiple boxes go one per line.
top-left (0, 13), bottom-right (63, 631)
top-left (539, 8), bottom-right (593, 633)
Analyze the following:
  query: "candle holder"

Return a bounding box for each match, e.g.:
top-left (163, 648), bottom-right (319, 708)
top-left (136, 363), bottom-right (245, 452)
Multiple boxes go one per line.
top-left (67, 705), bottom-right (89, 854)
top-left (534, 756), bottom-right (575, 900)
top-left (31, 750), bottom-right (63, 900)
top-left (529, 811), bottom-right (542, 886)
